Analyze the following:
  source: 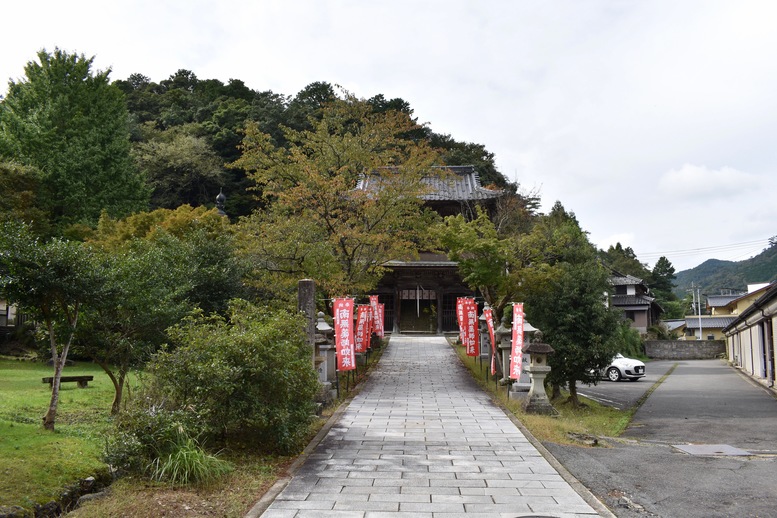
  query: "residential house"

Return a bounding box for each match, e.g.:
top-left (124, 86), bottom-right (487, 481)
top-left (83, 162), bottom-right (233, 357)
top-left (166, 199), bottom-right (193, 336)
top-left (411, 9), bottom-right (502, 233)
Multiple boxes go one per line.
top-left (723, 282), bottom-right (777, 388)
top-left (609, 271), bottom-right (662, 333)
top-left (681, 315), bottom-right (737, 340)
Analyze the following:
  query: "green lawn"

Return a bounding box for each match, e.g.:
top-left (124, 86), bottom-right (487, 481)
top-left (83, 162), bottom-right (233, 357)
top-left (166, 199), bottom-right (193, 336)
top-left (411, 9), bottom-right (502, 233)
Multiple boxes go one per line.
top-left (0, 359), bottom-right (121, 509)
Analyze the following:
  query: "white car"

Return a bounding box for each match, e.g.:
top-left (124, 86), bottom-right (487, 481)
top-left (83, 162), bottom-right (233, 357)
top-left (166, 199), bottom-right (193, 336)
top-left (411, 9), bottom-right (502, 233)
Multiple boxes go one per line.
top-left (602, 353), bottom-right (645, 381)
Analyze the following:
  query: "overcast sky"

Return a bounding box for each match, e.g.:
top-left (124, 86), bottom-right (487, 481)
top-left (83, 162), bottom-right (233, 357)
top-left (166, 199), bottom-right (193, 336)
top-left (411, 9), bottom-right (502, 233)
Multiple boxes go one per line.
top-left (2, 0), bottom-right (775, 272)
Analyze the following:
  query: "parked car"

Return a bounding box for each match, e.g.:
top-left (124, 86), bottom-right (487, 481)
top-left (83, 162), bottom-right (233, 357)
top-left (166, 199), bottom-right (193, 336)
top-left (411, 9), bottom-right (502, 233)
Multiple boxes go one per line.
top-left (601, 353), bottom-right (645, 381)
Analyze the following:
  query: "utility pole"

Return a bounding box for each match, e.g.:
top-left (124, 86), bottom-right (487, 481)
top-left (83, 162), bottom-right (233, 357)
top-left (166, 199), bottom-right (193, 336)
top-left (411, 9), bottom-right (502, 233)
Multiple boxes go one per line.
top-left (688, 283), bottom-right (703, 340)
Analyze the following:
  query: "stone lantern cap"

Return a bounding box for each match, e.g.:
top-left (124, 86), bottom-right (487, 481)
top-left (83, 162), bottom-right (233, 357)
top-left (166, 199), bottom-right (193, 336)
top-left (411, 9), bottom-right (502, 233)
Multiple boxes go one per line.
top-left (523, 342), bottom-right (554, 355)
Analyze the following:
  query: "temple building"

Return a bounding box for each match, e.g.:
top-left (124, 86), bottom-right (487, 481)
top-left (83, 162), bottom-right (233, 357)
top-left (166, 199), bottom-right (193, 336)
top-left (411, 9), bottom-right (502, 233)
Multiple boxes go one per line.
top-left (357, 165), bottom-right (504, 333)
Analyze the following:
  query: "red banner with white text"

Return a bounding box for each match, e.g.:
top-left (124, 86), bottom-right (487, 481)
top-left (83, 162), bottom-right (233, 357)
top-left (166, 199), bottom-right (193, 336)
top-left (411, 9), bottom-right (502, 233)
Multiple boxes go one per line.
top-left (456, 297), bottom-right (466, 346)
top-left (484, 307), bottom-right (497, 375)
top-left (333, 298), bottom-right (356, 371)
top-left (355, 305), bottom-right (372, 353)
top-left (369, 295), bottom-right (384, 338)
top-left (461, 298), bottom-right (479, 357)
top-left (509, 303), bottom-right (525, 380)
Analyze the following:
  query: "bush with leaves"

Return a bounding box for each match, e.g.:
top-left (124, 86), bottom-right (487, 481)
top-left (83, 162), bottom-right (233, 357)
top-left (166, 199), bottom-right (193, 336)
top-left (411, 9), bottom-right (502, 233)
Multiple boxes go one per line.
top-left (148, 299), bottom-right (319, 453)
top-left (105, 392), bottom-right (231, 486)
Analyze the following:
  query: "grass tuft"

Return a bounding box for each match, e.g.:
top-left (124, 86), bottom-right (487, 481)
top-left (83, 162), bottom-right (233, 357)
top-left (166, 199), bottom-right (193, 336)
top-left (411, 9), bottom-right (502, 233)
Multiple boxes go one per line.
top-left (148, 433), bottom-right (233, 487)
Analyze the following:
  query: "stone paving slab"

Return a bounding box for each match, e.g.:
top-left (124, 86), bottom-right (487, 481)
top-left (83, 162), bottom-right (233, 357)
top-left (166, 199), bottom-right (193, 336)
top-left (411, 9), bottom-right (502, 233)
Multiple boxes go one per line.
top-left (255, 335), bottom-right (607, 518)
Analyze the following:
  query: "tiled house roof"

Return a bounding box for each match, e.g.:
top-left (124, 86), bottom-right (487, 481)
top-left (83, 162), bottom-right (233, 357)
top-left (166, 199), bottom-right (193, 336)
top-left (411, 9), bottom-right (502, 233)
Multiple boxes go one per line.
top-left (355, 165), bottom-right (503, 202)
top-left (707, 294), bottom-right (742, 308)
top-left (611, 294), bottom-right (656, 308)
top-left (685, 316), bottom-right (738, 329)
top-left (610, 273), bottom-right (645, 287)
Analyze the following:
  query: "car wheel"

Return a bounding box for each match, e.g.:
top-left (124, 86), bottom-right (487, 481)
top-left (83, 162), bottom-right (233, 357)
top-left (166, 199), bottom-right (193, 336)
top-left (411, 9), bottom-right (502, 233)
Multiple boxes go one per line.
top-left (607, 367), bottom-right (621, 382)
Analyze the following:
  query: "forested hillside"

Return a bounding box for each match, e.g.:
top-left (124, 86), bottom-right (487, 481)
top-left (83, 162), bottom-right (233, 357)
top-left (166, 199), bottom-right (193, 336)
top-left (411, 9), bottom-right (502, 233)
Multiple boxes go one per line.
top-left (674, 241), bottom-right (777, 297)
top-left (115, 70), bottom-right (514, 219)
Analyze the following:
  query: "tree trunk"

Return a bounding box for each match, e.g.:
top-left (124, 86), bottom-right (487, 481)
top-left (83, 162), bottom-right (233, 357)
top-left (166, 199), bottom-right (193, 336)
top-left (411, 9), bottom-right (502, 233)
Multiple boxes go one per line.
top-left (42, 319), bottom-right (76, 431)
top-left (42, 357), bottom-right (63, 430)
top-left (567, 379), bottom-right (581, 408)
top-left (95, 358), bottom-right (123, 414)
top-left (42, 320), bottom-right (60, 431)
top-left (550, 382), bottom-right (561, 400)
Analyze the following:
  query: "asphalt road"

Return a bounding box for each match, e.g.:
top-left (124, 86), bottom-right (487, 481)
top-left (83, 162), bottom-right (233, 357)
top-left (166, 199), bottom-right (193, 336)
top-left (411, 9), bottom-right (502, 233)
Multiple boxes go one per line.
top-left (578, 360), bottom-right (676, 410)
top-left (547, 359), bottom-right (777, 518)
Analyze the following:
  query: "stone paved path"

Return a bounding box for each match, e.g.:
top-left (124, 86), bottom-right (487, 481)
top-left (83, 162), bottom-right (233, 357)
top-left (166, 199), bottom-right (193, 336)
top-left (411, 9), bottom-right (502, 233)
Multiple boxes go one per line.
top-left (257, 335), bottom-right (605, 517)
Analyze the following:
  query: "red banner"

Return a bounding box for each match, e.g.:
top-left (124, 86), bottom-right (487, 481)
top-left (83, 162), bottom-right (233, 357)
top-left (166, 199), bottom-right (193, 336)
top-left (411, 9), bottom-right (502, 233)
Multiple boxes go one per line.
top-left (509, 303), bottom-right (525, 380)
top-left (461, 298), bottom-right (479, 357)
top-left (377, 303), bottom-right (384, 337)
top-left (484, 307), bottom-right (496, 375)
top-left (369, 295), bottom-right (384, 338)
top-left (456, 297), bottom-right (466, 346)
top-left (355, 305), bottom-right (372, 353)
top-left (333, 298), bottom-right (356, 371)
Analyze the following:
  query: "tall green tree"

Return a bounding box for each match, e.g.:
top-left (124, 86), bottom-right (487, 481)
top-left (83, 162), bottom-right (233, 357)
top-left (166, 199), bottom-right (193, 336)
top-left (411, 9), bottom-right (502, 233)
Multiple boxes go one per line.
top-left (0, 222), bottom-right (105, 430)
top-left (521, 203), bottom-right (621, 407)
top-left (0, 48), bottom-right (149, 233)
top-left (233, 93), bottom-right (440, 297)
top-left (78, 236), bottom-right (193, 414)
top-left (435, 206), bottom-right (523, 320)
top-left (600, 242), bottom-right (651, 280)
top-left (133, 128), bottom-right (226, 210)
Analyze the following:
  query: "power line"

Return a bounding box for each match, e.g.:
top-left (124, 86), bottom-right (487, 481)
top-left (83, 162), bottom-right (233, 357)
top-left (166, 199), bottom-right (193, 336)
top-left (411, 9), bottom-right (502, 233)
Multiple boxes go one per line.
top-left (638, 239), bottom-right (770, 260)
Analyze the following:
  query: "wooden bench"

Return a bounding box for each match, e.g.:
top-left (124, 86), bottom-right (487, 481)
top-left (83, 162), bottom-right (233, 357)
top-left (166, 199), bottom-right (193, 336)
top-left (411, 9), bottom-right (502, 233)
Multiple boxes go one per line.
top-left (41, 375), bottom-right (94, 388)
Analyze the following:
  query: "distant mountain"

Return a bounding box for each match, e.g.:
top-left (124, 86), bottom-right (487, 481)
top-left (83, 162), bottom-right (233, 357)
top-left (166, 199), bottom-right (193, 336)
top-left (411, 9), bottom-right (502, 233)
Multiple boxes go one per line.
top-left (674, 244), bottom-right (777, 298)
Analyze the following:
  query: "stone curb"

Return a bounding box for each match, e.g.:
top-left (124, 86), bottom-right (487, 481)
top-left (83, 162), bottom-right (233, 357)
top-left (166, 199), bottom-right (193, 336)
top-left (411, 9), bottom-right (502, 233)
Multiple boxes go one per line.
top-left (244, 397), bottom-right (352, 518)
top-left (499, 402), bottom-right (618, 518)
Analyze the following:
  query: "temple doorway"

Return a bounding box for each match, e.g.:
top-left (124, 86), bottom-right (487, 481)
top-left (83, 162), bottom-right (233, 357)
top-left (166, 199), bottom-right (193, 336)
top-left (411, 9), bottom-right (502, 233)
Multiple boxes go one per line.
top-left (398, 287), bottom-right (437, 333)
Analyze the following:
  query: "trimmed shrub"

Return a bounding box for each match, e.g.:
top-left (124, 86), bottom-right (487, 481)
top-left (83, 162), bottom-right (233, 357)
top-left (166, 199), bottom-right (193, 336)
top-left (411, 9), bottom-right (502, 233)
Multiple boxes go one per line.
top-left (148, 299), bottom-right (319, 454)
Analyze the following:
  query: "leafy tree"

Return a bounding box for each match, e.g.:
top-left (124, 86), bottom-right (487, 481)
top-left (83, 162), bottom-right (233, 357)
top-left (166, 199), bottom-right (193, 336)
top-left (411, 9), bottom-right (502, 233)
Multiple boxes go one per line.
top-left (0, 222), bottom-right (105, 429)
top-left (600, 243), bottom-right (651, 280)
top-left (0, 48), bottom-right (149, 232)
top-left (435, 206), bottom-right (523, 320)
top-left (430, 132), bottom-right (510, 189)
top-left (77, 206), bottom-right (244, 413)
top-left (521, 203), bottom-right (621, 407)
top-left (78, 236), bottom-right (194, 414)
top-left (650, 256), bottom-right (677, 298)
top-left (233, 93), bottom-right (440, 297)
top-left (284, 81), bottom-right (337, 131)
top-left (90, 205), bottom-right (244, 314)
top-left (133, 128), bottom-right (226, 209)
top-left (0, 161), bottom-right (50, 235)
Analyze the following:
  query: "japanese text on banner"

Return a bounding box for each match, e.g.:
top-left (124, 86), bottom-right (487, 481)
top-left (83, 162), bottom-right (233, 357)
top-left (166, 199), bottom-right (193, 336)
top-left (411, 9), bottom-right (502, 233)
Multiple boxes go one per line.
top-left (509, 303), bottom-right (525, 380)
top-left (463, 298), bottom-right (479, 357)
top-left (369, 295), bottom-right (384, 338)
top-left (333, 298), bottom-right (356, 371)
top-left (484, 308), bottom-right (497, 375)
top-left (355, 305), bottom-right (372, 353)
top-left (456, 297), bottom-right (466, 346)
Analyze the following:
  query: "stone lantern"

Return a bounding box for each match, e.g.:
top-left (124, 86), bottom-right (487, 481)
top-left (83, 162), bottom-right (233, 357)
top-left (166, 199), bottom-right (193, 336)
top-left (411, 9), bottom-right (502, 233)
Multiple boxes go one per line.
top-left (495, 313), bottom-right (512, 385)
top-left (521, 333), bottom-right (558, 415)
top-left (315, 313), bottom-right (337, 401)
top-left (478, 302), bottom-right (490, 359)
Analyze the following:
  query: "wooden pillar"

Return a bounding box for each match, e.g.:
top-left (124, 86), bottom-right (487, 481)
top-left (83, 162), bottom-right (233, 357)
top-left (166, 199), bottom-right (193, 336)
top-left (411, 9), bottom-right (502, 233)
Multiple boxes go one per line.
top-left (393, 285), bottom-right (400, 333)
